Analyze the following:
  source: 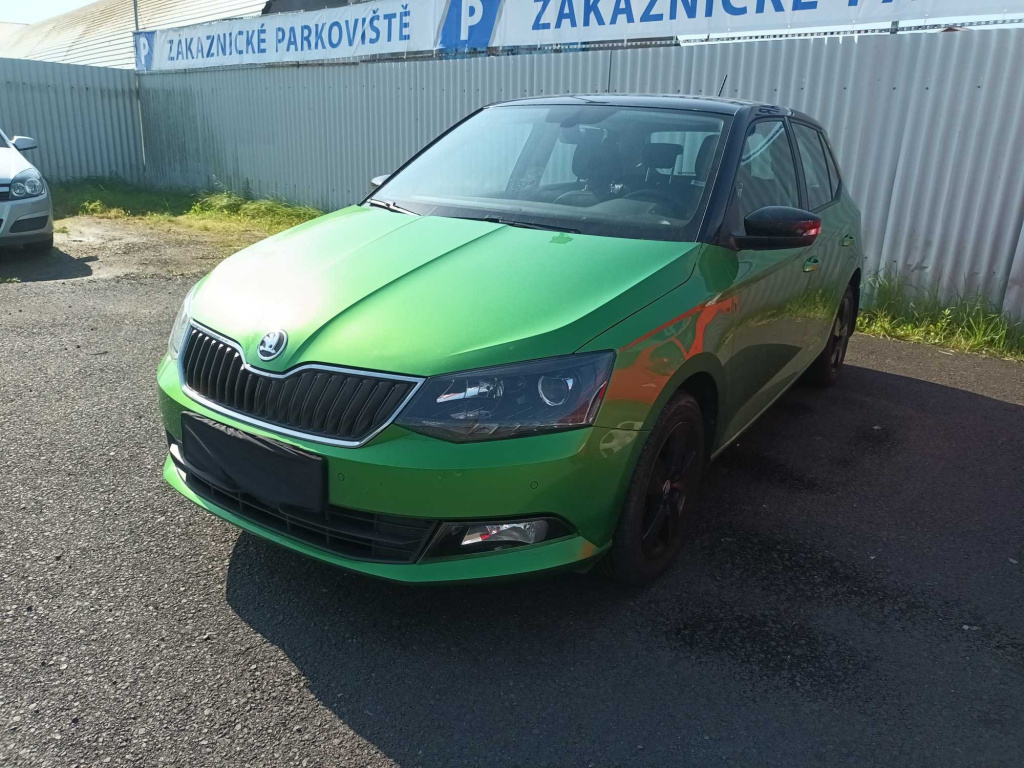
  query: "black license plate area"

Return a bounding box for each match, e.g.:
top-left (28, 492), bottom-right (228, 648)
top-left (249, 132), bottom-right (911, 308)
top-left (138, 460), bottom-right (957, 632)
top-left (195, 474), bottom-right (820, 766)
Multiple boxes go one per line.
top-left (180, 413), bottom-right (326, 521)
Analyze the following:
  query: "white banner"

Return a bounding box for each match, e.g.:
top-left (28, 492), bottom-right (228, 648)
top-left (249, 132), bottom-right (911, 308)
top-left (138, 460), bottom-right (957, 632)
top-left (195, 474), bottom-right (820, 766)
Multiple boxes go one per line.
top-left (135, 0), bottom-right (439, 71)
top-left (493, 0), bottom-right (1024, 47)
top-left (136, 0), bottom-right (1024, 71)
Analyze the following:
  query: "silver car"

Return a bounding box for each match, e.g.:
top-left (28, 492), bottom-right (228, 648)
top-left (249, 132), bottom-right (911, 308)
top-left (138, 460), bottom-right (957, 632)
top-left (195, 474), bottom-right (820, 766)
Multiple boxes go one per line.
top-left (0, 128), bottom-right (54, 253)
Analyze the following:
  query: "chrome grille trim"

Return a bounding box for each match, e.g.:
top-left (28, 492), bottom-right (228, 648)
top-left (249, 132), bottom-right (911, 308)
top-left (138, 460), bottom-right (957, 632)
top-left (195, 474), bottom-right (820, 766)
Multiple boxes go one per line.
top-left (177, 321), bottom-right (424, 448)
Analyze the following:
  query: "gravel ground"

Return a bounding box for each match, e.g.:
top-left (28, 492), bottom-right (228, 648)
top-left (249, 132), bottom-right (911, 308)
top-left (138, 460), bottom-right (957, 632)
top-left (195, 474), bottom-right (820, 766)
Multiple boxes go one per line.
top-left (1, 234), bottom-right (1022, 767)
top-left (3, 217), bottom-right (231, 283)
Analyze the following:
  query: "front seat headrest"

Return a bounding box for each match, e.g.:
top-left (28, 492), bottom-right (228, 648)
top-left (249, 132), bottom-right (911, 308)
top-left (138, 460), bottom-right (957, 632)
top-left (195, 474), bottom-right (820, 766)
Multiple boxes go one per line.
top-left (695, 135), bottom-right (718, 181)
top-left (572, 140), bottom-right (621, 184)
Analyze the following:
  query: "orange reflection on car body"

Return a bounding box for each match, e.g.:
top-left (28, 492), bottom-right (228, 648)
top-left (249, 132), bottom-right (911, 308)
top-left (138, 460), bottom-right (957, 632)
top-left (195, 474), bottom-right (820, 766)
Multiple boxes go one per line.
top-left (606, 297), bottom-right (739, 413)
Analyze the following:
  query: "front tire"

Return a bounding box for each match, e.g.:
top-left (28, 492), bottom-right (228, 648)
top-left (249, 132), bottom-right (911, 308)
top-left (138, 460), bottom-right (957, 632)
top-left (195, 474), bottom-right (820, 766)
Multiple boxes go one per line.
top-left (606, 392), bottom-right (705, 586)
top-left (805, 285), bottom-right (855, 387)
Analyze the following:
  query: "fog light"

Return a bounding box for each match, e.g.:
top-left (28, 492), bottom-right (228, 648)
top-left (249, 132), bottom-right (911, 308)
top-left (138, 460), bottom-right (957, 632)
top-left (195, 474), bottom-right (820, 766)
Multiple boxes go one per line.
top-left (462, 520), bottom-right (548, 547)
top-left (423, 517), bottom-right (572, 559)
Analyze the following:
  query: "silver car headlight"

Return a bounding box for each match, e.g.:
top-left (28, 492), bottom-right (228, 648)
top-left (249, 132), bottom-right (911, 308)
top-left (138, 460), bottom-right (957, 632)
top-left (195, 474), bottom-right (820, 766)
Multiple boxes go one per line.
top-left (168, 285), bottom-right (198, 359)
top-left (10, 169), bottom-right (45, 199)
top-left (395, 351), bottom-right (615, 442)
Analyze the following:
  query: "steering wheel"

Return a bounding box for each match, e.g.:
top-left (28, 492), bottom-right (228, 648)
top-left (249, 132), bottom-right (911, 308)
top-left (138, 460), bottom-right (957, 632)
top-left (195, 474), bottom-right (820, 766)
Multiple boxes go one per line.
top-left (553, 189), bottom-right (597, 206)
top-left (510, 170), bottom-right (541, 193)
top-left (623, 189), bottom-right (682, 217)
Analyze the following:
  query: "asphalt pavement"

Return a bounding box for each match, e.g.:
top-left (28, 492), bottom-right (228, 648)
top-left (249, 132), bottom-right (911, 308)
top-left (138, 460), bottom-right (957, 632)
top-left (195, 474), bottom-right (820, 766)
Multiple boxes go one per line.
top-left (1, 266), bottom-right (1022, 767)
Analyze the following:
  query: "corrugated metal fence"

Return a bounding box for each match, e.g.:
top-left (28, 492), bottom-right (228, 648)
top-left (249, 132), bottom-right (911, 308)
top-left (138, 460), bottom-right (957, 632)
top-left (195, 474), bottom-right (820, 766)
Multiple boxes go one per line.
top-left (3, 31), bottom-right (1023, 315)
top-left (0, 57), bottom-right (143, 181)
top-left (136, 31), bottom-right (1024, 316)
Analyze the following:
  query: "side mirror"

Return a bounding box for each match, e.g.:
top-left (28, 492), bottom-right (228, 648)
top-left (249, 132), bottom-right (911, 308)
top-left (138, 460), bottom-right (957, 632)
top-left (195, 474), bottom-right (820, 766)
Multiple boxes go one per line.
top-left (370, 173), bottom-right (390, 190)
top-left (734, 206), bottom-right (820, 251)
top-left (12, 136), bottom-right (38, 152)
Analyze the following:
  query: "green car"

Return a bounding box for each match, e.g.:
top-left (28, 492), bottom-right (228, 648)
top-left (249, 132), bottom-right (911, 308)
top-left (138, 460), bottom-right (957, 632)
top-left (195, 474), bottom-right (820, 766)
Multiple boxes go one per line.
top-left (158, 95), bottom-right (862, 585)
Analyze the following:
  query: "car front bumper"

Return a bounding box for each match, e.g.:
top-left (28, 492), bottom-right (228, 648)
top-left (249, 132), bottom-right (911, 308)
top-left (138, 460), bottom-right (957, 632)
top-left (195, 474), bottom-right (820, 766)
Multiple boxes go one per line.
top-left (0, 192), bottom-right (53, 244)
top-left (157, 355), bottom-right (646, 583)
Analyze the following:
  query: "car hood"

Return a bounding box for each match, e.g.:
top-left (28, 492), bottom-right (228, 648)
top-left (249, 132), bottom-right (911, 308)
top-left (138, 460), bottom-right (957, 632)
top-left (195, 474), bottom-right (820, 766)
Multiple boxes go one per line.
top-left (0, 147), bottom-right (35, 182)
top-left (190, 206), bottom-right (701, 376)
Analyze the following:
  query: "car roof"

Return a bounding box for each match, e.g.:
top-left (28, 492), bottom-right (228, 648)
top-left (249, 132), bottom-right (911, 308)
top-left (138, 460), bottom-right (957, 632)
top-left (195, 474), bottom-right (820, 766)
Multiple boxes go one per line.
top-left (490, 93), bottom-right (824, 130)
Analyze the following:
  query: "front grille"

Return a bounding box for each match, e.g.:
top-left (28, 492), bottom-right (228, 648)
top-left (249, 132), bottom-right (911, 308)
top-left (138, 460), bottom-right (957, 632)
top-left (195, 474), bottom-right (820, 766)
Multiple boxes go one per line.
top-left (175, 452), bottom-right (436, 562)
top-left (181, 326), bottom-right (417, 444)
top-left (0, 188), bottom-right (9, 202)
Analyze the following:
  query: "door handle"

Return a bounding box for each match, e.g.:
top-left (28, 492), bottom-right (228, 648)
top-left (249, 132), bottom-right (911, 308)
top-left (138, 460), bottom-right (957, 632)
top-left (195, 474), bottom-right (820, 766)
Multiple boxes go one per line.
top-left (842, 235), bottom-right (856, 247)
top-left (803, 256), bottom-right (821, 273)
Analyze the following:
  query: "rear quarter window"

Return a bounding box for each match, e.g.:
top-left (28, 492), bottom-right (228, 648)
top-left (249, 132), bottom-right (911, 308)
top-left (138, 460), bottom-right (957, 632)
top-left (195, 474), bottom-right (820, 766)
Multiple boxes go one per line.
top-left (821, 133), bottom-right (842, 199)
top-left (793, 122), bottom-right (833, 210)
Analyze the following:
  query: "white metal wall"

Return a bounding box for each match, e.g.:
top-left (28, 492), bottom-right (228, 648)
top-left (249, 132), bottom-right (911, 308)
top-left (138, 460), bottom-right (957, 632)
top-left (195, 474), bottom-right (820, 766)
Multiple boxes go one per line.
top-left (137, 50), bottom-right (614, 208)
top-left (0, 57), bottom-right (142, 181)
top-left (136, 30), bottom-right (1024, 316)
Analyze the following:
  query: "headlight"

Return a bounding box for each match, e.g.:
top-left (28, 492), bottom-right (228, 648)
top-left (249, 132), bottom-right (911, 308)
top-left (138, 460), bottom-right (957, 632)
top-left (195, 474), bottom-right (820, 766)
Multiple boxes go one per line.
top-left (395, 351), bottom-right (615, 442)
top-left (10, 169), bottom-right (45, 199)
top-left (168, 285), bottom-right (198, 358)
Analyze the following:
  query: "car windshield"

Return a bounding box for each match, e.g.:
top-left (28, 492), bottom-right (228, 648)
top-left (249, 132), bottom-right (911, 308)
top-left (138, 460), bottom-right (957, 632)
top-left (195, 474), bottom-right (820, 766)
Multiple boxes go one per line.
top-left (369, 103), bottom-right (730, 242)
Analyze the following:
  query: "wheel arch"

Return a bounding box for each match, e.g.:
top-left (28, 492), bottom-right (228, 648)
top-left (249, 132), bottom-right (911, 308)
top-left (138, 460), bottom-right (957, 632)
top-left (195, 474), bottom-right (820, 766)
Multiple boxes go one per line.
top-left (849, 268), bottom-right (862, 319)
top-left (675, 371), bottom-right (719, 461)
top-left (641, 352), bottom-right (724, 453)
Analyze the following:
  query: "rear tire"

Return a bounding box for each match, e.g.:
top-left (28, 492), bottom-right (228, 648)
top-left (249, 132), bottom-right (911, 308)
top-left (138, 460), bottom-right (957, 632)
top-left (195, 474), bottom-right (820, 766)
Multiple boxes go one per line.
top-left (605, 392), bottom-right (705, 586)
top-left (23, 235), bottom-right (54, 254)
top-left (805, 285), bottom-right (855, 387)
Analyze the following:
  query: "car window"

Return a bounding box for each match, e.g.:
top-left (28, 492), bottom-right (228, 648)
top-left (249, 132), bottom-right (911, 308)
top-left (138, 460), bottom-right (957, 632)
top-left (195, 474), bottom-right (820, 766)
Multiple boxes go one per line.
top-left (372, 104), bottom-right (729, 243)
top-left (821, 134), bottom-right (842, 198)
top-left (793, 123), bottom-right (833, 210)
top-left (729, 120), bottom-right (799, 231)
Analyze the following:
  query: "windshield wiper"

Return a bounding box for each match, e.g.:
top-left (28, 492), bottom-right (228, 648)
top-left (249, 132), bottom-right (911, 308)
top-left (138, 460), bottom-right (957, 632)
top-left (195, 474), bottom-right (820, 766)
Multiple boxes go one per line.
top-left (480, 217), bottom-right (581, 234)
top-left (367, 198), bottom-right (418, 216)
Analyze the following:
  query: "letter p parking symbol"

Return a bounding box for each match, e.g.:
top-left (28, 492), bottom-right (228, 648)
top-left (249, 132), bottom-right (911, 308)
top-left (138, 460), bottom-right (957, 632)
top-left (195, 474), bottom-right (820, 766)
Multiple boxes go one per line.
top-left (439, 0), bottom-right (500, 52)
top-left (135, 31), bottom-right (155, 70)
top-left (461, 0), bottom-right (484, 40)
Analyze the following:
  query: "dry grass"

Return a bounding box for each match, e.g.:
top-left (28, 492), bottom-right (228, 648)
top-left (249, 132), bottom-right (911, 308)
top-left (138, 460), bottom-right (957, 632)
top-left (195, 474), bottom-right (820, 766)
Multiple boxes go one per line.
top-left (51, 178), bottom-right (323, 250)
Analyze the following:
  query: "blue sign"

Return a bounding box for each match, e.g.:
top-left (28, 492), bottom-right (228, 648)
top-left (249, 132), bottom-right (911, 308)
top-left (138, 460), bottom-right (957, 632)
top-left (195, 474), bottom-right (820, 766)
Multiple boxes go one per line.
top-left (135, 31), bottom-right (155, 71)
top-left (439, 0), bottom-right (502, 51)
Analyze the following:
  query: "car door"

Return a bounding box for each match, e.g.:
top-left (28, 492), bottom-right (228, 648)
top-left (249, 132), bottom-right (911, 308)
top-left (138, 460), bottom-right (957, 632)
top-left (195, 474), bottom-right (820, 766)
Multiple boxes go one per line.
top-left (719, 118), bottom-right (815, 443)
top-left (791, 121), bottom-right (849, 350)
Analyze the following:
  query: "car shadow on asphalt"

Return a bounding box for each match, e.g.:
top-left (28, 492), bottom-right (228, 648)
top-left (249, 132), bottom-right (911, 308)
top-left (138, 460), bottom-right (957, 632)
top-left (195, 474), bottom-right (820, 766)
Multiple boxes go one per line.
top-left (224, 365), bottom-right (1024, 766)
top-left (0, 246), bottom-right (95, 281)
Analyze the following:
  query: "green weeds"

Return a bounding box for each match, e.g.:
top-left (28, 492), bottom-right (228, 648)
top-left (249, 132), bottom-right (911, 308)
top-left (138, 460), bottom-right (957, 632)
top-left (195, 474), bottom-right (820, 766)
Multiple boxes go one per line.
top-left (858, 275), bottom-right (1024, 362)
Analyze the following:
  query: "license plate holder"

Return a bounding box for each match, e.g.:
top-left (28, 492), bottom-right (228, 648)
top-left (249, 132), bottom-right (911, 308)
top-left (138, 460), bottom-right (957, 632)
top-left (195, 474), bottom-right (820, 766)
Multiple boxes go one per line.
top-left (180, 413), bottom-right (326, 521)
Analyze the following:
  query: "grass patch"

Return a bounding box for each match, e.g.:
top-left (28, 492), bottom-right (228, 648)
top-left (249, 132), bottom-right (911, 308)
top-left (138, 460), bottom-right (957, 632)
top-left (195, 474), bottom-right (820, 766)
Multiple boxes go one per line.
top-left (50, 178), bottom-right (323, 247)
top-left (187, 191), bottom-right (323, 234)
top-left (51, 178), bottom-right (196, 220)
top-left (859, 275), bottom-right (1024, 362)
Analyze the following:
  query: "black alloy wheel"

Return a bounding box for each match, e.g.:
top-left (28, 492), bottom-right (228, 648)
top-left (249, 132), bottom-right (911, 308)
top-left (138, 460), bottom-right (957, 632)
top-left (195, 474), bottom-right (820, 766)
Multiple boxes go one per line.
top-left (806, 284), bottom-right (856, 386)
top-left (606, 392), bottom-right (705, 585)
